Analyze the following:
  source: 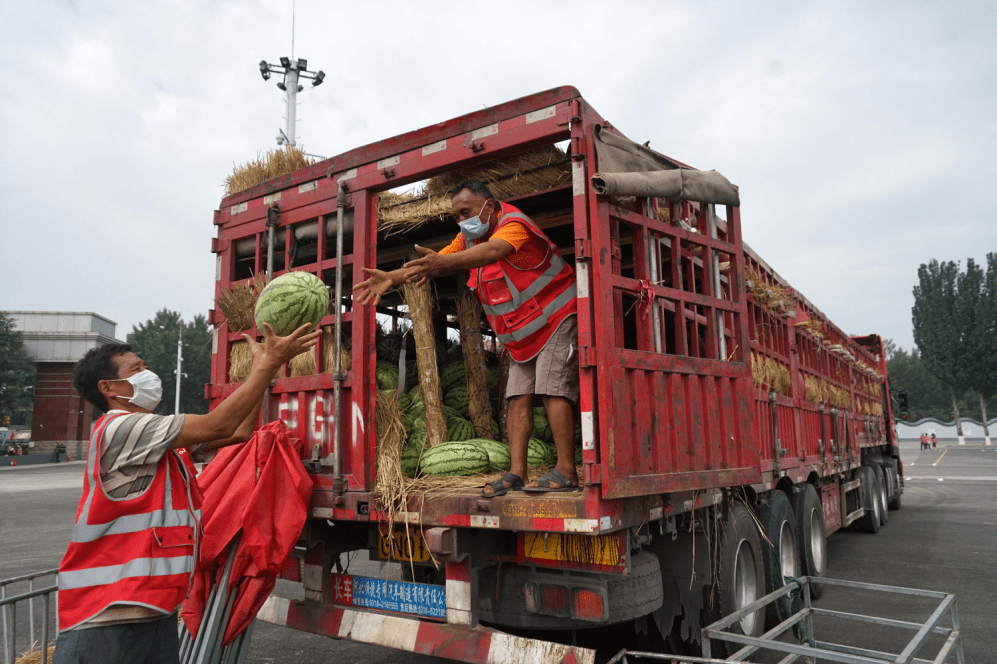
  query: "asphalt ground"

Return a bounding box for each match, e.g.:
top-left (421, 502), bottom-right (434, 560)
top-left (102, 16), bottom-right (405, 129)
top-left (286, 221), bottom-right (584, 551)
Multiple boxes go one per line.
top-left (1, 439), bottom-right (994, 663)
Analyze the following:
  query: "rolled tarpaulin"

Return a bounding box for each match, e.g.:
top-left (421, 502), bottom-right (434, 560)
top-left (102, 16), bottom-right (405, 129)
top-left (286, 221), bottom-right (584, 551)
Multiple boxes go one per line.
top-left (590, 169), bottom-right (740, 207)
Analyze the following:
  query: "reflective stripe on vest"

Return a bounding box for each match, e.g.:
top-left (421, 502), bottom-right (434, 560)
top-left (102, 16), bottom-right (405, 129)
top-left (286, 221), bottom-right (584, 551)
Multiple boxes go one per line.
top-left (57, 413), bottom-right (200, 632)
top-left (473, 205), bottom-right (576, 361)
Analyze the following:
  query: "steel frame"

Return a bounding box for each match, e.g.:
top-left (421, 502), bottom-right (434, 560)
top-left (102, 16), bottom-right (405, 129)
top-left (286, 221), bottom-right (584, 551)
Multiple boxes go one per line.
top-left (699, 576), bottom-right (964, 664)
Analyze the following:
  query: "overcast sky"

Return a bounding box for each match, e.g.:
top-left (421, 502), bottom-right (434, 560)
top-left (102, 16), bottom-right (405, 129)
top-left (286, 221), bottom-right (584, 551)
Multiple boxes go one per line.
top-left (2, 1), bottom-right (994, 352)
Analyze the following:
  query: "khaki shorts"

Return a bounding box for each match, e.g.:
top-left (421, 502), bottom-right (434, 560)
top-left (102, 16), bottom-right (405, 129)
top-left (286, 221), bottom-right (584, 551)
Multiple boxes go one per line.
top-left (506, 315), bottom-right (580, 405)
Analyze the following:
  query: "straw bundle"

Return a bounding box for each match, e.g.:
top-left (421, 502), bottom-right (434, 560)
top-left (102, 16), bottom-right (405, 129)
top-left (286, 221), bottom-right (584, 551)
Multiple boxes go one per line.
top-left (217, 273), bottom-right (268, 333)
top-left (804, 374), bottom-right (830, 404)
top-left (872, 402), bottom-right (883, 417)
top-left (15, 646), bottom-right (56, 664)
top-left (289, 349), bottom-right (317, 377)
top-left (228, 340), bottom-right (252, 383)
top-left (744, 268), bottom-right (789, 310)
top-left (374, 390), bottom-right (408, 501)
top-left (224, 146), bottom-right (316, 196)
top-left (321, 326), bottom-right (351, 373)
top-left (457, 290), bottom-right (492, 438)
top-left (829, 385), bottom-right (851, 409)
top-left (402, 281), bottom-right (447, 447)
top-left (378, 145), bottom-right (570, 229)
top-left (750, 352), bottom-right (791, 395)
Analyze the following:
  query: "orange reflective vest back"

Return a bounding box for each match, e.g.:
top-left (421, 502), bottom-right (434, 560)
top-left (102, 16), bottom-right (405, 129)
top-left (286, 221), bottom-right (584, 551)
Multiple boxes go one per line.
top-left (57, 412), bottom-right (202, 632)
top-left (468, 203), bottom-right (577, 362)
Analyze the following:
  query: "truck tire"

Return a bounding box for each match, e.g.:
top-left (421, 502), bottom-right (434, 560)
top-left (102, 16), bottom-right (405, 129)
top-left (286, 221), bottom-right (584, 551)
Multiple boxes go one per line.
top-left (872, 465), bottom-right (888, 527)
top-left (703, 501), bottom-right (766, 657)
top-left (853, 466), bottom-right (881, 534)
top-left (887, 459), bottom-right (902, 510)
top-left (758, 491), bottom-right (800, 628)
top-left (793, 483), bottom-right (826, 600)
top-left (478, 550), bottom-right (663, 630)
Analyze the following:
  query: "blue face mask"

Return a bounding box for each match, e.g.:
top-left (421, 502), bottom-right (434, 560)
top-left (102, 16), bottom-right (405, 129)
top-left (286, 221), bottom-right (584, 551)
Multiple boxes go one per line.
top-left (458, 201), bottom-right (491, 241)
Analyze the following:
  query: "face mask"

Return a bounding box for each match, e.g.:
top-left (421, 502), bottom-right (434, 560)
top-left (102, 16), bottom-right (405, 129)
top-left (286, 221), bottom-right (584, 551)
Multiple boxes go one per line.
top-left (111, 370), bottom-right (163, 411)
top-left (458, 201), bottom-right (491, 241)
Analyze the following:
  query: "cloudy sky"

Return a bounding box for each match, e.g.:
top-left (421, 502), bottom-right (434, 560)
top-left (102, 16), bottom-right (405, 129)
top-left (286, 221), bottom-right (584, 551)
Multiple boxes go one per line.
top-left (1, 1), bottom-right (994, 352)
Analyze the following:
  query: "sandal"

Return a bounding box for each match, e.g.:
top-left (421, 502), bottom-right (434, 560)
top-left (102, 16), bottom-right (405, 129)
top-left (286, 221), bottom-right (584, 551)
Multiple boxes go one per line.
top-left (481, 472), bottom-right (525, 498)
top-left (523, 468), bottom-right (578, 493)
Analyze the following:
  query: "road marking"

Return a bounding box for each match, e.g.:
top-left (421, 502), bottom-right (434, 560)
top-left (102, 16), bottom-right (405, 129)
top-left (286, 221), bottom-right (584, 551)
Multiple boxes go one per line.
top-left (932, 449), bottom-right (948, 467)
top-left (905, 476), bottom-right (997, 481)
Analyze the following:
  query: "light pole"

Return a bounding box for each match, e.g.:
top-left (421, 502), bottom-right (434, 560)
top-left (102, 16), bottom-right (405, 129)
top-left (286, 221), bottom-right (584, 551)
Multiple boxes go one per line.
top-left (258, 57), bottom-right (325, 149)
top-left (174, 322), bottom-right (183, 416)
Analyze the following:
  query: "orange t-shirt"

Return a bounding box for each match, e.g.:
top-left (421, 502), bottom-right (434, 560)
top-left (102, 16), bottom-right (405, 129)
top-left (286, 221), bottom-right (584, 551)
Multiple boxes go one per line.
top-left (439, 214), bottom-right (547, 269)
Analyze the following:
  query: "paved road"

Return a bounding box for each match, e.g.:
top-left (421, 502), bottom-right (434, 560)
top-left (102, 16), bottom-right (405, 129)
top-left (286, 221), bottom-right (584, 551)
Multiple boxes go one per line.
top-left (2, 440), bottom-right (994, 662)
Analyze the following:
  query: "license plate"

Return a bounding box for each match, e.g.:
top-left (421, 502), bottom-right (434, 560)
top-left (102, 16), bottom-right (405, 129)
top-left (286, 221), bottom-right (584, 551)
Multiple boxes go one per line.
top-left (377, 525), bottom-right (431, 563)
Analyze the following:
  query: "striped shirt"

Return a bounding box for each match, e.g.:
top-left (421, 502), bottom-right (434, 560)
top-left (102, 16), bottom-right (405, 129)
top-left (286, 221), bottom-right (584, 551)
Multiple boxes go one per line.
top-left (99, 411), bottom-right (186, 498)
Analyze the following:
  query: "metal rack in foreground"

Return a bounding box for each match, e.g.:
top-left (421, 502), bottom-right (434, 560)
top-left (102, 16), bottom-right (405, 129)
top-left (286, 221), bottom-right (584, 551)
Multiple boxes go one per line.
top-left (608, 576), bottom-right (964, 664)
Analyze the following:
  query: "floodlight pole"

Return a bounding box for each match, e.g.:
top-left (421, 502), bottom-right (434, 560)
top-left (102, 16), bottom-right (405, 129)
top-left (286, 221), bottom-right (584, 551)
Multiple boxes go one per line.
top-left (258, 57), bottom-right (324, 149)
top-left (174, 322), bottom-right (183, 416)
top-left (284, 67), bottom-right (299, 147)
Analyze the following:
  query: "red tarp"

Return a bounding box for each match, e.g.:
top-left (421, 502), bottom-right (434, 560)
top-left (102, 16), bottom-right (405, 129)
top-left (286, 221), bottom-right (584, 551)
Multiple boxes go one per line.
top-left (181, 421), bottom-right (312, 644)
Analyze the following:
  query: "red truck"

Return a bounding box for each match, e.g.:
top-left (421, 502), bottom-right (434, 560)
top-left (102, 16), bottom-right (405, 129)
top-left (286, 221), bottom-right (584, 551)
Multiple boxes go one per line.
top-left (207, 86), bottom-right (902, 662)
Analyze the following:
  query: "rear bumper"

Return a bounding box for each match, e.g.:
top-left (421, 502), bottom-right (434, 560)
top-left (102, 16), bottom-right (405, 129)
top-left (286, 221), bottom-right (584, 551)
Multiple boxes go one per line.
top-left (256, 595), bottom-right (595, 664)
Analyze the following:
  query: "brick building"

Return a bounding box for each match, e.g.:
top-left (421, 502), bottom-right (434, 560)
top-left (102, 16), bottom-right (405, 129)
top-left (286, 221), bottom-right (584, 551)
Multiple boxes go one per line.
top-left (4, 311), bottom-right (123, 458)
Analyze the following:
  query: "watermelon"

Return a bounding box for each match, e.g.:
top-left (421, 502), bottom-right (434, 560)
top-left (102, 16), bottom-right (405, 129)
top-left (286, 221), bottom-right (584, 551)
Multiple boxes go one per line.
top-left (443, 405), bottom-right (464, 420)
top-left (490, 419), bottom-right (500, 438)
top-left (471, 439), bottom-right (511, 472)
top-left (446, 344), bottom-right (464, 364)
top-left (444, 386), bottom-right (470, 417)
top-left (420, 442), bottom-right (490, 476)
top-left (254, 271), bottom-right (329, 336)
top-left (533, 409), bottom-right (552, 443)
top-left (400, 443), bottom-right (423, 477)
top-left (407, 425), bottom-right (428, 451)
top-left (440, 361), bottom-right (467, 393)
top-left (447, 416), bottom-right (474, 442)
top-left (375, 362), bottom-right (400, 391)
top-left (527, 437), bottom-right (552, 468)
top-left (377, 333), bottom-right (404, 364)
top-left (574, 445), bottom-right (583, 465)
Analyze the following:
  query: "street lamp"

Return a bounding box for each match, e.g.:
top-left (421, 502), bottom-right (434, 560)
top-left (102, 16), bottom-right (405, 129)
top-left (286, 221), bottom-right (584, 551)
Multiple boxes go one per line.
top-left (258, 56), bottom-right (324, 149)
top-left (174, 322), bottom-right (183, 416)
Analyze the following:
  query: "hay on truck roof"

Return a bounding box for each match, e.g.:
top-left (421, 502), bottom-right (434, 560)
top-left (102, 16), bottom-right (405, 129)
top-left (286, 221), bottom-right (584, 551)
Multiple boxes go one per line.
top-left (377, 145), bottom-right (572, 231)
top-left (224, 146), bottom-right (317, 196)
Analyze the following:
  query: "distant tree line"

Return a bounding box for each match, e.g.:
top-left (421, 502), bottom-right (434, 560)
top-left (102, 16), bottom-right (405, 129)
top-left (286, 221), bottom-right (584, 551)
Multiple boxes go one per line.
top-left (897, 253), bottom-right (996, 440)
top-left (127, 309), bottom-right (212, 416)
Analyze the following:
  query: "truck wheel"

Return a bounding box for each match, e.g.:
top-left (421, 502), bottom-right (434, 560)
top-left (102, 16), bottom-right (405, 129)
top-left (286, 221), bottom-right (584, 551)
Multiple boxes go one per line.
top-left (793, 483), bottom-right (826, 599)
top-left (705, 501), bottom-right (766, 656)
top-left (887, 459), bottom-right (902, 510)
top-left (872, 465), bottom-right (889, 527)
top-left (758, 491), bottom-right (800, 628)
top-left (853, 466), bottom-right (881, 534)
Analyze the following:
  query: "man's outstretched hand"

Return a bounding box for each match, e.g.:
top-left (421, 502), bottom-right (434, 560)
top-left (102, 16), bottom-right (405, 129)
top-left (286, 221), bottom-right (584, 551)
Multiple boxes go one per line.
top-left (244, 323), bottom-right (320, 370)
top-left (353, 267), bottom-right (396, 306)
top-left (403, 245), bottom-right (443, 287)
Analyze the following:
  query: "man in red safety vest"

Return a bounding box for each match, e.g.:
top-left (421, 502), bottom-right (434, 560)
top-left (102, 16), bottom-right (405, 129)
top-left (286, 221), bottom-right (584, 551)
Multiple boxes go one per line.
top-left (53, 324), bottom-right (317, 664)
top-left (354, 180), bottom-right (580, 496)
top-left (920, 433), bottom-right (929, 450)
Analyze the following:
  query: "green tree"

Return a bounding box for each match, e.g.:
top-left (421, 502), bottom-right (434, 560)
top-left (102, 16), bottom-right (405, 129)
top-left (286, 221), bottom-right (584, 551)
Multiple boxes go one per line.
top-left (127, 310), bottom-right (211, 416)
top-left (884, 341), bottom-right (950, 420)
top-left (912, 254), bottom-right (997, 442)
top-left (0, 313), bottom-right (36, 425)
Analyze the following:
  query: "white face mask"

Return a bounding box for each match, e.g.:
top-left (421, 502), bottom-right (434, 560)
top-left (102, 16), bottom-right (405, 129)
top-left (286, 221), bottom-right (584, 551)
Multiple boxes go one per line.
top-left (111, 370), bottom-right (163, 411)
top-left (458, 201), bottom-right (491, 241)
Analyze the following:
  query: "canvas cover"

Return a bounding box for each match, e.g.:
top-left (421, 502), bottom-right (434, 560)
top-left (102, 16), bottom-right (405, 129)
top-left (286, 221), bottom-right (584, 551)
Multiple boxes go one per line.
top-left (591, 124), bottom-right (740, 206)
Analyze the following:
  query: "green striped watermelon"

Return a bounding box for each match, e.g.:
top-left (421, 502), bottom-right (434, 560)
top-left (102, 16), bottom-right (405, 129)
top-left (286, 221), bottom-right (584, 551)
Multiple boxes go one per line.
top-left (440, 361), bottom-right (467, 393)
top-left (574, 445), bottom-right (583, 465)
top-left (527, 437), bottom-right (552, 468)
top-left (420, 441), bottom-right (490, 476)
top-left (444, 386), bottom-right (470, 417)
top-left (400, 443), bottom-right (423, 477)
top-left (377, 333), bottom-right (404, 364)
top-left (375, 362), bottom-right (400, 390)
top-left (254, 271), bottom-right (329, 336)
top-left (533, 409), bottom-right (552, 442)
top-left (470, 439), bottom-right (511, 472)
top-left (447, 416), bottom-right (474, 442)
